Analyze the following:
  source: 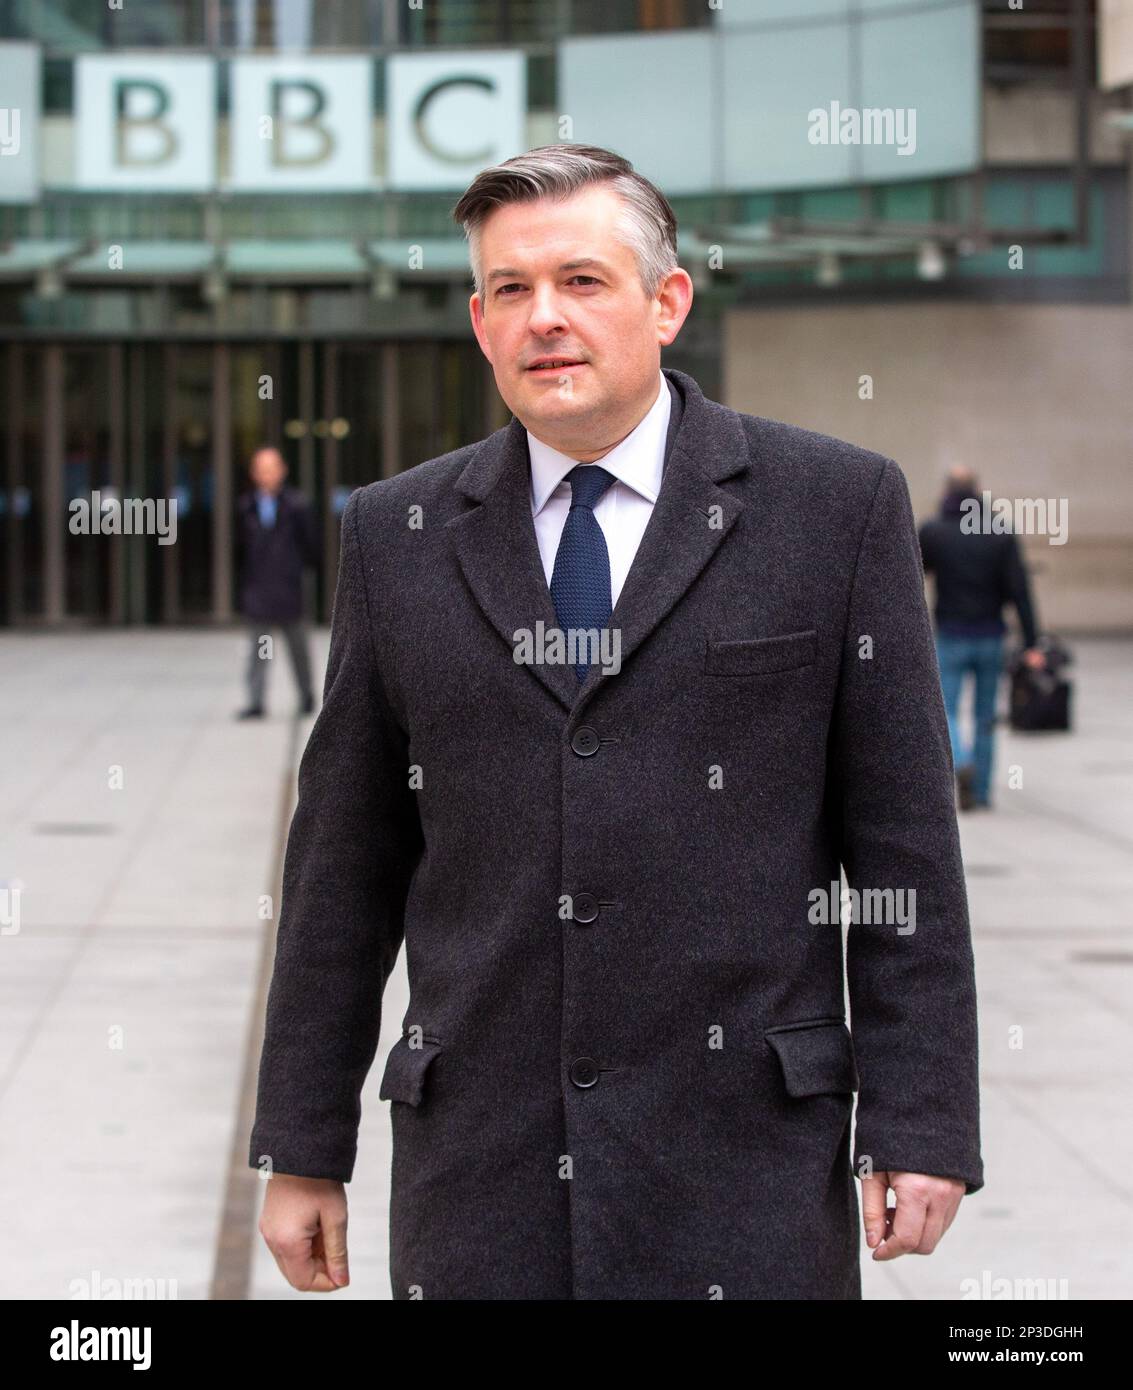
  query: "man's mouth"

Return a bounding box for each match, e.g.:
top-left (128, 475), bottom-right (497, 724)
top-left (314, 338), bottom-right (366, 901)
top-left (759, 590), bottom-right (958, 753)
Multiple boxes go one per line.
top-left (526, 358), bottom-right (587, 372)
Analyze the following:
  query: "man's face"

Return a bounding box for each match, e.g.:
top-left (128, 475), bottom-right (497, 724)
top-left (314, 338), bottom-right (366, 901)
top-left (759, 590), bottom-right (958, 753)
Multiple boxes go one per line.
top-left (250, 450), bottom-right (287, 494)
top-left (468, 185), bottom-right (691, 452)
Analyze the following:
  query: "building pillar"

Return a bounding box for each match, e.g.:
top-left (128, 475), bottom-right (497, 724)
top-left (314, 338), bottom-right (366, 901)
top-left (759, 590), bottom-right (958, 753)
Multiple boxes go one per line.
top-left (381, 341), bottom-right (400, 480)
top-left (42, 345), bottom-right (64, 625)
top-left (212, 343), bottom-right (233, 622)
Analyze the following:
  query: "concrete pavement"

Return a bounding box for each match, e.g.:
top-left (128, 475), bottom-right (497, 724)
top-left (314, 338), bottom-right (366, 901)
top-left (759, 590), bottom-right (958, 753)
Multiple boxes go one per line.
top-left (0, 631), bottom-right (1129, 1300)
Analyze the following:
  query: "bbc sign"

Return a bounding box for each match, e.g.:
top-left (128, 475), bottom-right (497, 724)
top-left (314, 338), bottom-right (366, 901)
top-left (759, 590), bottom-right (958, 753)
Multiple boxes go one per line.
top-left (66, 51), bottom-right (526, 194)
top-left (1, 3), bottom-right (980, 203)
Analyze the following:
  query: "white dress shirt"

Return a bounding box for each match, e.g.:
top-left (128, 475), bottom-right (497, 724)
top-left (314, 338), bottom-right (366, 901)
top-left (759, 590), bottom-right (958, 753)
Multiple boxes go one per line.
top-left (527, 371), bottom-right (670, 608)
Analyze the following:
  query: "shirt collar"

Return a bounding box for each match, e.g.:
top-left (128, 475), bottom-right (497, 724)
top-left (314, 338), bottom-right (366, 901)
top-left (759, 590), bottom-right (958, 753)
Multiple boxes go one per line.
top-left (527, 371), bottom-right (670, 516)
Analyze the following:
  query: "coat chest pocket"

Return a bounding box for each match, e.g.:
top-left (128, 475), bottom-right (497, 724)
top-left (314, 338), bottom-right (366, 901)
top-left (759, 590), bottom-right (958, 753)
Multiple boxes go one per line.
top-left (764, 1018), bottom-right (859, 1098)
top-left (704, 628), bottom-right (817, 677)
top-left (379, 1035), bottom-right (443, 1107)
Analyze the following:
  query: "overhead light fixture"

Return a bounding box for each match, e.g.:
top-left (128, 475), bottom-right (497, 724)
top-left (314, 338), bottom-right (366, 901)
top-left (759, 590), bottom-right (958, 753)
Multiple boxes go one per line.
top-left (202, 266), bottom-right (227, 303)
top-left (917, 239), bottom-right (946, 281)
top-left (36, 265), bottom-right (62, 299)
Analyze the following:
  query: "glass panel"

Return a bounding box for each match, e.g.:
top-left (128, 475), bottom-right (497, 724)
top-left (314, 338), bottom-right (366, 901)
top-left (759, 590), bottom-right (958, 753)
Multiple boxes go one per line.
top-left (332, 345), bottom-right (384, 492)
top-left (0, 347), bottom-right (43, 621)
top-left (438, 341), bottom-right (485, 458)
top-left (220, 0), bottom-right (382, 48)
top-left (62, 346), bottom-right (114, 620)
top-left (0, 346), bottom-right (10, 622)
top-left (799, 187), bottom-right (862, 220)
top-left (858, 3), bottom-right (980, 182)
top-left (5, 0), bottom-right (207, 46)
top-left (231, 346), bottom-right (271, 477)
top-left (137, 344), bottom-right (166, 623)
top-left (397, 341), bottom-right (443, 471)
top-left (20, 350), bottom-right (45, 618)
top-left (880, 181), bottom-right (936, 221)
top-left (170, 346), bottom-right (215, 619)
top-left (398, 0), bottom-right (711, 45)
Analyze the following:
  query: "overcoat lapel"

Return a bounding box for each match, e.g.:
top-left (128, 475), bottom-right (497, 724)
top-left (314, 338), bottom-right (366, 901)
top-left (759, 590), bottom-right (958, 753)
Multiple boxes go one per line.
top-left (447, 424), bottom-right (580, 711)
top-left (447, 368), bottom-right (750, 715)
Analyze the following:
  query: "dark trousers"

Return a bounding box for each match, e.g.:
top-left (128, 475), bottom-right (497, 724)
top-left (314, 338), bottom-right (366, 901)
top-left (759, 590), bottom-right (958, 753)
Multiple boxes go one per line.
top-left (246, 620), bottom-right (314, 709)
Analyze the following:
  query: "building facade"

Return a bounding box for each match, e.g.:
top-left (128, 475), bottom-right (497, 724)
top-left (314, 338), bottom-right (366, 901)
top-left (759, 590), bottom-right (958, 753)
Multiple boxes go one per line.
top-left (1, 1), bottom-right (1128, 628)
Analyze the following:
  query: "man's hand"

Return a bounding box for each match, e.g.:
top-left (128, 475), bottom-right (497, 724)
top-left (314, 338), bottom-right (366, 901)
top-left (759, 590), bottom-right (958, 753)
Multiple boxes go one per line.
top-left (1022, 647), bottom-right (1046, 670)
top-left (860, 1170), bottom-right (964, 1260)
top-left (259, 1173), bottom-right (350, 1291)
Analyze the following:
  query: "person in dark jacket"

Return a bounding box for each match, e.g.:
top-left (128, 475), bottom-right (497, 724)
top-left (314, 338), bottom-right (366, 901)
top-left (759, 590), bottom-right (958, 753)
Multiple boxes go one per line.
top-left (249, 147), bottom-right (985, 1303)
top-left (235, 446), bottom-right (321, 720)
top-left (919, 466), bottom-right (1045, 810)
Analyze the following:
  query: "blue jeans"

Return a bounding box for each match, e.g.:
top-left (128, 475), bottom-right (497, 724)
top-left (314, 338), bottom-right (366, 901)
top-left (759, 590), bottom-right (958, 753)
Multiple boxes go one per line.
top-left (935, 633), bottom-right (1003, 804)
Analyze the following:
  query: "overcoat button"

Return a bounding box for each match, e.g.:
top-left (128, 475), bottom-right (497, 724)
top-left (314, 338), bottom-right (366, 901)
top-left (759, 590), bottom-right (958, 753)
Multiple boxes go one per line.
top-left (569, 1057), bottom-right (600, 1088)
top-left (572, 892), bottom-right (599, 923)
top-left (571, 726), bottom-right (600, 756)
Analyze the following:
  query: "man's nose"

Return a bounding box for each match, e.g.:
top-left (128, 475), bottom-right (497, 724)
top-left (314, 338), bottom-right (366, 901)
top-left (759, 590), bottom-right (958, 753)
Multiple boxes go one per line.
top-left (525, 284), bottom-right (569, 336)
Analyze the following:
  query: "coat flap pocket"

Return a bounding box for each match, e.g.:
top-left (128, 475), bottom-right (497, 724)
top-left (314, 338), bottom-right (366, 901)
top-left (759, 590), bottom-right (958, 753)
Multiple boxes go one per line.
top-left (378, 1036), bottom-right (442, 1106)
top-left (705, 628), bottom-right (817, 676)
top-left (765, 1019), bottom-right (859, 1098)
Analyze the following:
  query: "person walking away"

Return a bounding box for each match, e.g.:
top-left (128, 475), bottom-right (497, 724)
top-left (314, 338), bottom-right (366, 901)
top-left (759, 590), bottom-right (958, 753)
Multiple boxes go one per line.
top-left (919, 466), bottom-right (1045, 810)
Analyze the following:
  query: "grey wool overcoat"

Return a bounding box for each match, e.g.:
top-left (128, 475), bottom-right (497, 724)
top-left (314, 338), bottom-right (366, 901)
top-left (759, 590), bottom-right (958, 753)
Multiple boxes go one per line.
top-left (249, 367), bottom-right (984, 1300)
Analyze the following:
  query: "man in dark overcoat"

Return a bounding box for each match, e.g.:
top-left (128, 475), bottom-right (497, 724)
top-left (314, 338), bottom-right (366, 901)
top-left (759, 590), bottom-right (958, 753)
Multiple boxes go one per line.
top-left (235, 445), bottom-right (321, 719)
top-left (250, 145), bottom-right (983, 1300)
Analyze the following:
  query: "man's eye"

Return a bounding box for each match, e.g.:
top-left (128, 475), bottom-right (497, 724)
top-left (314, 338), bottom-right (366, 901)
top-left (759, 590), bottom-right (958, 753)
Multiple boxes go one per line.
top-left (495, 276), bottom-right (601, 296)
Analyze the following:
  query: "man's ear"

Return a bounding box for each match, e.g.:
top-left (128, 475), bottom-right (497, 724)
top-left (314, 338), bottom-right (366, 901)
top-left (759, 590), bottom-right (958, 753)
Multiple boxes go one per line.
top-left (469, 293), bottom-right (492, 362)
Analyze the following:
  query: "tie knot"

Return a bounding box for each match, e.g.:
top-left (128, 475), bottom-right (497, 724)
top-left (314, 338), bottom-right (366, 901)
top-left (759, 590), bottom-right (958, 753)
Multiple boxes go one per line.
top-left (566, 464), bottom-right (616, 512)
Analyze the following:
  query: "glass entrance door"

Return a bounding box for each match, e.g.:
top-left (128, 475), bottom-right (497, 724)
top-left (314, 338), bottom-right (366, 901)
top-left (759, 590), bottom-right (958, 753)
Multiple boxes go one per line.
top-left (1, 338), bottom-right (501, 626)
top-left (233, 339), bottom-right (498, 621)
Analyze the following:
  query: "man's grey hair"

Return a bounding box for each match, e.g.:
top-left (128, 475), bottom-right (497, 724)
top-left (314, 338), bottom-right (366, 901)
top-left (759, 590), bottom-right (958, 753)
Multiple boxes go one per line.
top-left (451, 144), bottom-right (679, 302)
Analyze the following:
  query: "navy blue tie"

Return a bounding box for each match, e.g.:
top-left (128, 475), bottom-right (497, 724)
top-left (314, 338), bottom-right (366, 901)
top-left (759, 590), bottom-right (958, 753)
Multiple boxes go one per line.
top-left (549, 465), bottom-right (617, 682)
